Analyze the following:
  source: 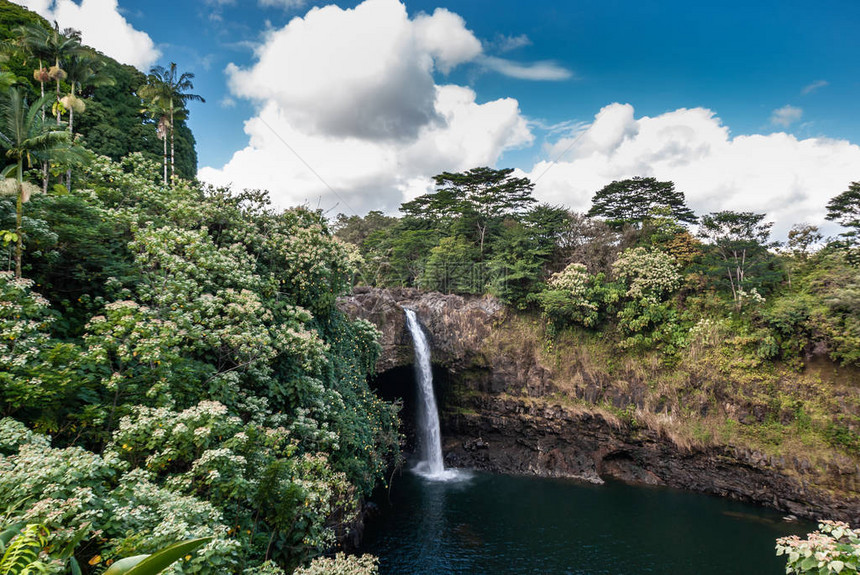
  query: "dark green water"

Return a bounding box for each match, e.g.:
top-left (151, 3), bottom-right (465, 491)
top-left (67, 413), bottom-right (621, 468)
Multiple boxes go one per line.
top-left (361, 470), bottom-right (812, 575)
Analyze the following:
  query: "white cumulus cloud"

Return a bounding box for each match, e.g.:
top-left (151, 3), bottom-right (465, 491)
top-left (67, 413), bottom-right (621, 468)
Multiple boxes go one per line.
top-left (528, 103), bottom-right (860, 239)
top-left (413, 8), bottom-right (482, 74)
top-left (201, 0), bottom-right (532, 214)
top-left (11, 0), bottom-right (160, 70)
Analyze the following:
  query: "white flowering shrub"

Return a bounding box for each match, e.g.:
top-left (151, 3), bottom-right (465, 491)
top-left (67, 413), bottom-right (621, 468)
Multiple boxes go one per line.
top-left (612, 247), bottom-right (681, 301)
top-left (293, 553), bottom-right (379, 575)
top-left (0, 272), bottom-right (78, 419)
top-left (263, 208), bottom-right (358, 316)
top-left (0, 155), bottom-right (400, 573)
top-left (776, 520), bottom-right (860, 574)
top-left (108, 402), bottom-right (355, 570)
top-left (536, 263), bottom-right (607, 329)
top-left (0, 418), bottom-right (240, 573)
top-left (611, 248), bottom-right (684, 352)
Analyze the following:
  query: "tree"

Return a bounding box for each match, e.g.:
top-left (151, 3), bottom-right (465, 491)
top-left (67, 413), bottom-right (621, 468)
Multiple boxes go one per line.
top-left (139, 62), bottom-right (204, 185)
top-left (12, 21), bottom-right (84, 191)
top-left (0, 88), bottom-right (74, 277)
top-left (428, 167), bottom-right (536, 257)
top-left (825, 182), bottom-right (860, 245)
top-left (587, 176), bottom-right (697, 229)
top-left (786, 223), bottom-right (822, 258)
top-left (333, 210), bottom-right (397, 248)
top-left (697, 211), bottom-right (775, 310)
top-left (60, 51), bottom-right (113, 189)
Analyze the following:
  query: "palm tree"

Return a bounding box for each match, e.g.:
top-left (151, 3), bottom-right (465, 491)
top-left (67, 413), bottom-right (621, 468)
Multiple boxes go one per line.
top-left (0, 88), bottom-right (75, 277)
top-left (139, 62), bottom-right (204, 185)
top-left (13, 22), bottom-right (85, 192)
top-left (61, 52), bottom-right (113, 189)
top-left (142, 98), bottom-right (170, 185)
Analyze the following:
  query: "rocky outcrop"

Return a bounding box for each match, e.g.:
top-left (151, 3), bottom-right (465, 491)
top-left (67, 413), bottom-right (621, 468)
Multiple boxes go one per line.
top-left (338, 287), bottom-right (860, 524)
top-left (337, 287), bottom-right (502, 373)
top-left (442, 396), bottom-right (860, 524)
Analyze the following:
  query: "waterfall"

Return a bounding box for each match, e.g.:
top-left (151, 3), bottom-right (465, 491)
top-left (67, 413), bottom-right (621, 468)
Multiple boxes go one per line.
top-left (404, 308), bottom-right (445, 477)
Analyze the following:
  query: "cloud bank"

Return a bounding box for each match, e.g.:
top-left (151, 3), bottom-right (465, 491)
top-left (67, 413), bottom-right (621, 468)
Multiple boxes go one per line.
top-left (528, 103), bottom-right (860, 238)
top-left (201, 0), bottom-right (533, 214)
top-left (12, 0), bottom-right (160, 70)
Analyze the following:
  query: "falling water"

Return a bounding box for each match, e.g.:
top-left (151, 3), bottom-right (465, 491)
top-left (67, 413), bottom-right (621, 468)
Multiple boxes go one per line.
top-left (404, 308), bottom-right (445, 476)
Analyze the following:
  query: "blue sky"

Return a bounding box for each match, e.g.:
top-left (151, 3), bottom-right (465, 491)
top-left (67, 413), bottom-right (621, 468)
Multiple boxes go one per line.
top-left (13, 0), bottom-right (860, 236)
top-left (129, 0), bottom-right (860, 166)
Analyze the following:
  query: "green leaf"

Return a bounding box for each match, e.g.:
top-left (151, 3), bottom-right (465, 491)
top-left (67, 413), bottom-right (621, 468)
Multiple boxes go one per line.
top-left (831, 560), bottom-right (845, 573)
top-left (0, 523), bottom-right (26, 547)
top-left (103, 555), bottom-right (148, 574)
top-left (103, 537), bottom-right (211, 575)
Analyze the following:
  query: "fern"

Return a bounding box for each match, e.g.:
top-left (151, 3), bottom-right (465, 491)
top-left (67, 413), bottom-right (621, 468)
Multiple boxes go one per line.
top-left (0, 523), bottom-right (49, 575)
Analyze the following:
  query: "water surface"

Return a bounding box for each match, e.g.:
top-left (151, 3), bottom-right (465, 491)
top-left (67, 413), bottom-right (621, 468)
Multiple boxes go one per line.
top-left (362, 470), bottom-right (812, 575)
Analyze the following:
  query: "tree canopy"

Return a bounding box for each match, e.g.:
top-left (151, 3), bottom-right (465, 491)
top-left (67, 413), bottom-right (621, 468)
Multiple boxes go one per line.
top-left (587, 176), bottom-right (697, 228)
top-left (826, 182), bottom-right (860, 244)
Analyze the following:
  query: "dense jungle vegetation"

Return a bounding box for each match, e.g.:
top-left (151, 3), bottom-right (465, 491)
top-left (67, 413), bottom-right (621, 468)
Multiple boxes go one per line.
top-left (0, 3), bottom-right (394, 574)
top-left (335, 170), bottom-right (859, 370)
top-left (0, 1), bottom-right (857, 573)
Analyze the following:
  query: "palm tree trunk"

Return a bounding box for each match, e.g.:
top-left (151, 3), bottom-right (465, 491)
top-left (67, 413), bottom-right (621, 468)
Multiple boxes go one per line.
top-left (66, 105), bottom-right (74, 192)
top-left (15, 162), bottom-right (23, 278)
top-left (169, 101), bottom-right (175, 186)
top-left (66, 85), bottom-right (74, 192)
top-left (54, 57), bottom-right (61, 123)
top-left (39, 61), bottom-right (48, 195)
top-left (162, 131), bottom-right (168, 186)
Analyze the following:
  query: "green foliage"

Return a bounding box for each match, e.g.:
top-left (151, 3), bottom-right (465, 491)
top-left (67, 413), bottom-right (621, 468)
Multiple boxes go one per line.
top-left (697, 210), bottom-right (779, 310)
top-left (0, 272), bottom-right (78, 421)
top-left (0, 522), bottom-right (49, 575)
top-left (293, 553), bottom-right (379, 575)
top-left (587, 176), bottom-right (697, 229)
top-left (826, 182), bottom-right (860, 246)
top-left (420, 236), bottom-right (480, 294)
top-left (535, 263), bottom-right (606, 329)
top-left (0, 151), bottom-right (399, 573)
top-left (103, 537), bottom-right (211, 575)
top-left (777, 520), bottom-right (860, 574)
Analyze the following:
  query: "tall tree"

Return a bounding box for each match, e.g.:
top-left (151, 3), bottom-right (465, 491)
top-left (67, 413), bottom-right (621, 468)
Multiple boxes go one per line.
top-left (13, 21), bottom-right (84, 191)
top-left (697, 210), bottom-right (775, 310)
top-left (0, 89), bottom-right (74, 277)
top-left (587, 176), bottom-right (697, 229)
top-left (428, 167), bottom-right (536, 257)
top-left (60, 52), bottom-right (113, 189)
top-left (139, 62), bottom-right (204, 185)
top-left (825, 182), bottom-right (860, 245)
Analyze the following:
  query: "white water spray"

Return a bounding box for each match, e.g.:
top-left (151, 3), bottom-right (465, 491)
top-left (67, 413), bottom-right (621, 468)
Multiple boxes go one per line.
top-left (404, 308), bottom-right (446, 477)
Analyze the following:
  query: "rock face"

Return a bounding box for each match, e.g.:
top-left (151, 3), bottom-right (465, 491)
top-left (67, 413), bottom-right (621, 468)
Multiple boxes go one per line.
top-left (338, 287), bottom-right (860, 524)
top-left (337, 287), bottom-right (502, 373)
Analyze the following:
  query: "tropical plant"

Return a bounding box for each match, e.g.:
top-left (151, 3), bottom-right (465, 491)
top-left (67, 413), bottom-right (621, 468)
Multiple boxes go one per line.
top-left (138, 62), bottom-right (204, 186)
top-left (0, 522), bottom-right (49, 575)
top-left (0, 88), bottom-right (75, 276)
top-left (13, 21), bottom-right (85, 191)
top-left (826, 182), bottom-right (860, 247)
top-left (103, 537), bottom-right (212, 575)
top-left (60, 51), bottom-right (113, 189)
top-left (776, 520), bottom-right (860, 574)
